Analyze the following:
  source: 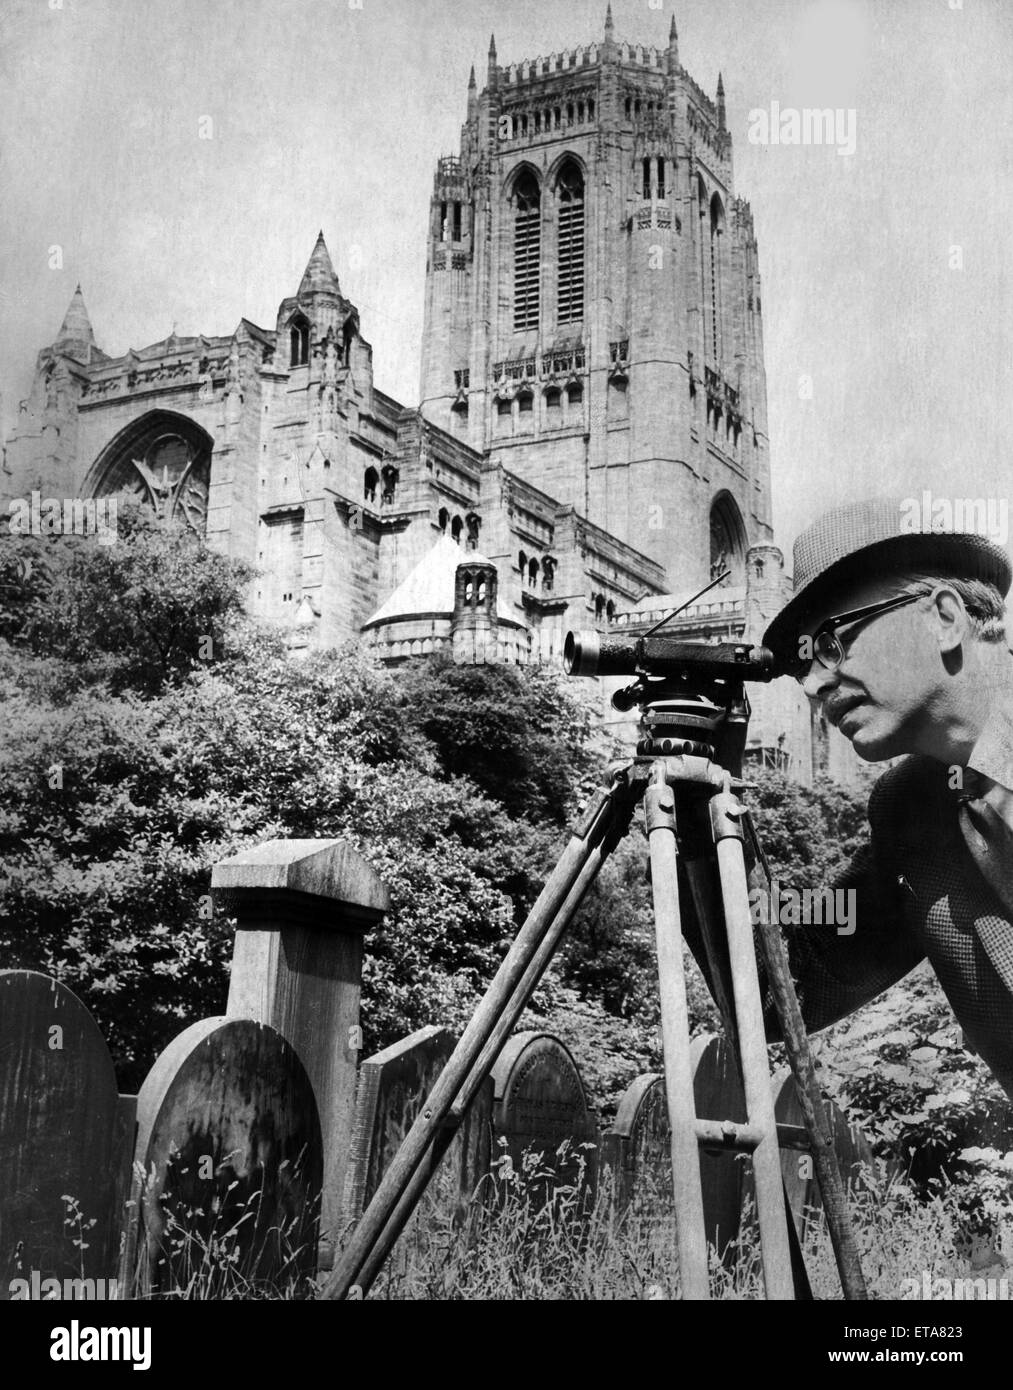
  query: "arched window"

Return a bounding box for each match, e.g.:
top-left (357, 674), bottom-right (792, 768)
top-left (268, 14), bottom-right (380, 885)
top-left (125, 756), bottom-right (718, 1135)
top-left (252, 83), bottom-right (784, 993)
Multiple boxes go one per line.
top-left (710, 492), bottom-right (746, 586)
top-left (606, 599), bottom-right (615, 622)
top-left (364, 466), bottom-right (378, 503)
top-left (289, 315), bottom-right (310, 368)
top-left (709, 193), bottom-right (726, 362)
top-left (477, 578), bottom-right (487, 603)
top-left (542, 556), bottom-right (556, 592)
top-left (595, 593), bottom-right (605, 619)
top-left (528, 557), bottom-right (539, 588)
top-left (642, 157), bottom-right (651, 201)
top-left (656, 157), bottom-right (666, 200)
top-left (438, 506), bottom-right (449, 532)
top-left (518, 388), bottom-right (534, 414)
top-left (518, 549), bottom-right (528, 574)
top-left (452, 202), bottom-right (462, 241)
top-left (556, 160), bottom-right (585, 324)
top-left (451, 514), bottom-right (463, 543)
top-left (381, 464), bottom-right (399, 504)
top-left (566, 381), bottom-right (583, 407)
top-left (464, 578), bottom-right (474, 604)
top-left (545, 385), bottom-right (561, 417)
top-left (513, 170), bottom-right (541, 331)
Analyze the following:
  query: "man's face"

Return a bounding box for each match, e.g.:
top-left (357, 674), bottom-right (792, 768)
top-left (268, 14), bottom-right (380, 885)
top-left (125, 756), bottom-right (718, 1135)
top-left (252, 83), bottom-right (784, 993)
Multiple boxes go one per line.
top-left (797, 575), bottom-right (950, 761)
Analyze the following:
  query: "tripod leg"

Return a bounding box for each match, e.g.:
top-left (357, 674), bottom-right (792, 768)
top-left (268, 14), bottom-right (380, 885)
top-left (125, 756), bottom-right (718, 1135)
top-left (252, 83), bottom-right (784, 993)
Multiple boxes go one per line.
top-left (339, 792), bottom-right (637, 1298)
top-left (742, 812), bottom-right (869, 1300)
top-left (320, 772), bottom-right (638, 1300)
top-left (645, 764), bottom-right (711, 1300)
top-left (710, 786), bottom-right (795, 1300)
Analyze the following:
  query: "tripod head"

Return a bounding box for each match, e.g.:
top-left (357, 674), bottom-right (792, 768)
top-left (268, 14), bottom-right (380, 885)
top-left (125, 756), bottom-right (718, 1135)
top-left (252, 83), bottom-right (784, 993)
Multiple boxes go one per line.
top-left (564, 630), bottom-right (769, 774)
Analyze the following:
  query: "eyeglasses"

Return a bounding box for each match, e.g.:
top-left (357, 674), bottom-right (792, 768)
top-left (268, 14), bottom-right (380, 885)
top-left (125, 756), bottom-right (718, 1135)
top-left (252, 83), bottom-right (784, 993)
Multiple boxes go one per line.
top-left (791, 592), bottom-right (925, 684)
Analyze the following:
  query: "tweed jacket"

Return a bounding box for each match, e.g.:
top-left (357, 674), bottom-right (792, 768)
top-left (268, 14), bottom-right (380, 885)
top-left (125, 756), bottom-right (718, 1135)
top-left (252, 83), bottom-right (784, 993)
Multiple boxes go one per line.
top-left (749, 754), bottom-right (1013, 1100)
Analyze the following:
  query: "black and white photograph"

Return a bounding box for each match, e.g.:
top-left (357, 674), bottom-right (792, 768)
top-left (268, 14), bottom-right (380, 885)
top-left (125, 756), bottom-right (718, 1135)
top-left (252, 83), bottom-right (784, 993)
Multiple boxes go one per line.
top-left (1, 0), bottom-right (1011, 1356)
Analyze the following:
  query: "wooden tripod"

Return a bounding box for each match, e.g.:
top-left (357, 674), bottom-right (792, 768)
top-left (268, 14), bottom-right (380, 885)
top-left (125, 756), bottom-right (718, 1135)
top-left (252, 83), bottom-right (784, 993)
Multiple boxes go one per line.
top-left (321, 695), bottom-right (868, 1301)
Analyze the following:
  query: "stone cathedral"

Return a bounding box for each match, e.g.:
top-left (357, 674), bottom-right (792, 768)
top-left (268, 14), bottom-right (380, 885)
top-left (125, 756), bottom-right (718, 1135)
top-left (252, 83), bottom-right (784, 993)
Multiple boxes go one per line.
top-left (3, 11), bottom-right (834, 781)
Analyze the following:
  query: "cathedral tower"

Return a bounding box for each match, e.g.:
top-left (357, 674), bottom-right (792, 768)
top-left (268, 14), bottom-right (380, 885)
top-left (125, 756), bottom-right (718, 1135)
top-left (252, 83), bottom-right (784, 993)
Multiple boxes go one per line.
top-left (419, 9), bottom-right (773, 596)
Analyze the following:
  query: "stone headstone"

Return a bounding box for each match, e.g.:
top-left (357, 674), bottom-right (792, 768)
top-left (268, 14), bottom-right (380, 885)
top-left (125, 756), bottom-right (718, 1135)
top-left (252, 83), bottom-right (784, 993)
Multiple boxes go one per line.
top-left (692, 1033), bottom-right (749, 1260)
top-left (771, 1068), bottom-right (874, 1243)
top-left (491, 1032), bottom-right (598, 1202)
top-left (343, 1024), bottom-right (493, 1234)
top-left (0, 970), bottom-right (132, 1299)
top-left (212, 837), bottom-right (389, 1253)
top-left (606, 1073), bottom-right (667, 1216)
top-left (120, 1016), bottom-right (322, 1297)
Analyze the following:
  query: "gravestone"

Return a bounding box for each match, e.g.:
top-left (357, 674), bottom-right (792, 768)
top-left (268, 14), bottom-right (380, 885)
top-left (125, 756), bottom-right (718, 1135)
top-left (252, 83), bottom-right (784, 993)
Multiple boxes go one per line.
top-left (343, 1024), bottom-right (493, 1235)
top-left (692, 1033), bottom-right (749, 1260)
top-left (605, 1072), bottom-right (667, 1216)
top-left (119, 1016), bottom-right (322, 1298)
top-left (490, 1032), bottom-right (599, 1204)
top-left (771, 1068), bottom-right (874, 1243)
top-left (212, 837), bottom-right (390, 1254)
top-left (0, 970), bottom-right (133, 1299)
top-left (606, 1036), bottom-right (747, 1259)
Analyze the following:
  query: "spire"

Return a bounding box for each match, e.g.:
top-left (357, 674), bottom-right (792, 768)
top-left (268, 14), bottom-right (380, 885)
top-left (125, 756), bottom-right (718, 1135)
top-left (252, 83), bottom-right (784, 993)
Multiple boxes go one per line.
top-left (298, 231), bottom-right (341, 297)
top-left (54, 284), bottom-right (96, 359)
top-left (603, 1), bottom-right (616, 59)
top-left (716, 71), bottom-right (726, 130)
top-left (668, 13), bottom-right (679, 69)
top-left (488, 33), bottom-right (498, 86)
top-left (467, 64), bottom-right (477, 120)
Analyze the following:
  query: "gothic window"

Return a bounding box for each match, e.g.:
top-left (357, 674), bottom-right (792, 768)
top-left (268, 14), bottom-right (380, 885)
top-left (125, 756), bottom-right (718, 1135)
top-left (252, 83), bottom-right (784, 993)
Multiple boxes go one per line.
top-left (381, 464), bottom-right (399, 504)
top-left (89, 414), bottom-right (212, 536)
top-left (497, 397), bottom-right (512, 416)
top-left (289, 315), bottom-right (310, 368)
top-left (606, 599), bottom-right (615, 622)
top-left (518, 549), bottom-right (527, 573)
top-left (595, 593), bottom-right (605, 619)
top-left (624, 97), bottom-right (631, 119)
top-left (439, 201), bottom-right (448, 240)
top-left (709, 193), bottom-right (726, 362)
top-left (452, 202), bottom-right (462, 241)
top-left (451, 514), bottom-right (463, 543)
top-left (512, 169), bottom-right (541, 331)
top-left (544, 385), bottom-right (561, 417)
top-left (364, 466), bottom-right (378, 503)
top-left (642, 157), bottom-right (651, 201)
top-left (438, 506), bottom-right (449, 532)
top-left (588, 98), bottom-right (595, 119)
top-left (518, 388), bottom-right (533, 414)
top-left (656, 157), bottom-right (666, 199)
top-left (709, 492), bottom-right (745, 586)
top-left (567, 102), bottom-right (574, 123)
top-left (465, 512), bottom-right (481, 549)
top-left (577, 102), bottom-right (585, 122)
top-left (556, 160), bottom-right (585, 324)
top-left (528, 557), bottom-right (539, 588)
top-left (566, 381), bottom-right (583, 406)
top-left (542, 556), bottom-right (556, 592)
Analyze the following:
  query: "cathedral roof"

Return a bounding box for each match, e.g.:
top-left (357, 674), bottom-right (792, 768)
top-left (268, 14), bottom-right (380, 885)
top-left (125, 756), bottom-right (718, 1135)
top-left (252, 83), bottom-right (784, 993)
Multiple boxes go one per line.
top-left (362, 535), bottom-right (522, 630)
top-left (298, 231), bottom-right (342, 297)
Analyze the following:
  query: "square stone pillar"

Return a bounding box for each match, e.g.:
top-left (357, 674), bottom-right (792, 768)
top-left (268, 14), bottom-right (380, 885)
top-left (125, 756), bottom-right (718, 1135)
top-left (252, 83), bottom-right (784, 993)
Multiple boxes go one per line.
top-left (211, 839), bottom-right (390, 1258)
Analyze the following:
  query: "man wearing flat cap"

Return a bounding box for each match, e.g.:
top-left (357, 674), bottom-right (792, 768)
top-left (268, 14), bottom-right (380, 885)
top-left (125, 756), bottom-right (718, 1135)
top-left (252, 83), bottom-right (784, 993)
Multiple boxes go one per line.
top-left (756, 495), bottom-right (1013, 1101)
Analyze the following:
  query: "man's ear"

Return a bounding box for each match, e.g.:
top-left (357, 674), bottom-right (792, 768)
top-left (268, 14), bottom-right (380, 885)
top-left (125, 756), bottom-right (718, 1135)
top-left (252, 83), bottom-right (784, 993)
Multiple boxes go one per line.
top-left (923, 586), bottom-right (969, 672)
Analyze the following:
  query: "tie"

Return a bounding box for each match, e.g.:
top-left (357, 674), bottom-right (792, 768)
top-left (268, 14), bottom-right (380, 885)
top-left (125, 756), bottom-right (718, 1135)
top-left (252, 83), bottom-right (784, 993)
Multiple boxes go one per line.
top-left (956, 768), bottom-right (1013, 989)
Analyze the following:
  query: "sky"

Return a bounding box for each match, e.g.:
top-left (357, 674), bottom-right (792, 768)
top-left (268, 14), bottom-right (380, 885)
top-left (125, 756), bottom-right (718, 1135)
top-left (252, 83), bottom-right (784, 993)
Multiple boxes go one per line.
top-left (1, 0), bottom-right (1011, 559)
